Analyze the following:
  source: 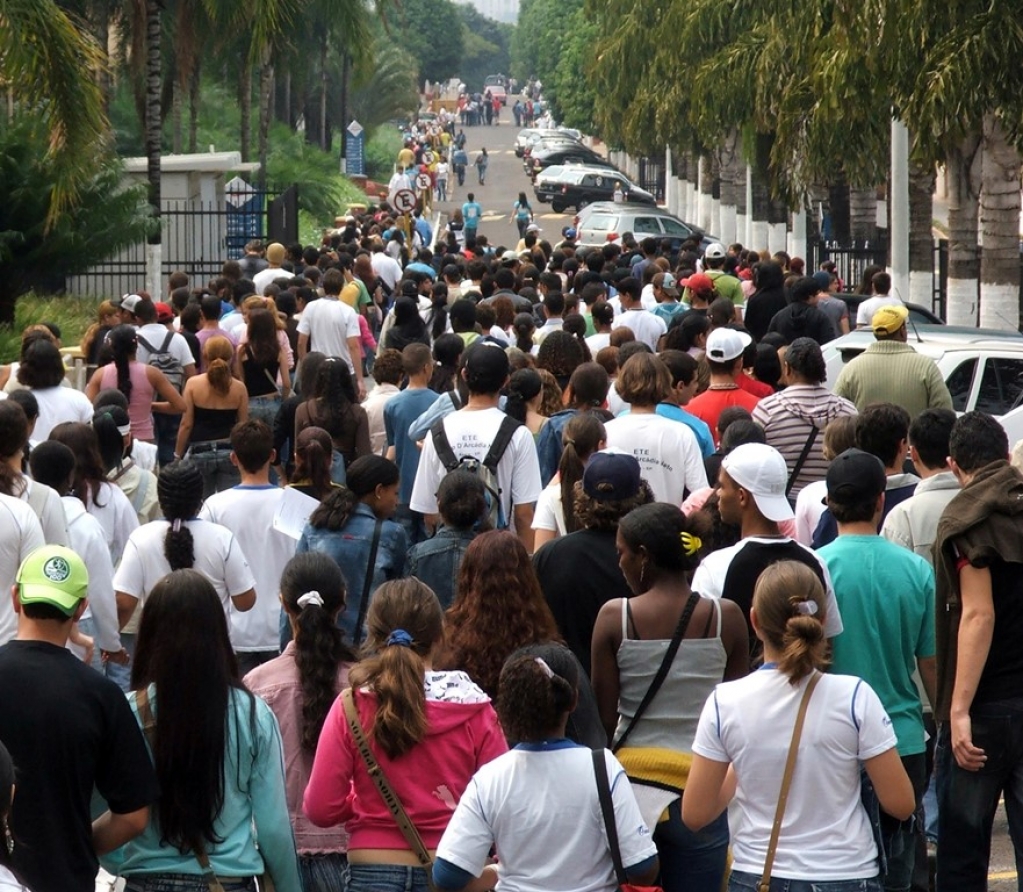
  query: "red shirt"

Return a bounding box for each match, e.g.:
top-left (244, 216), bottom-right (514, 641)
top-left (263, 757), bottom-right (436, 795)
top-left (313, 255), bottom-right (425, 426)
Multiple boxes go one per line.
top-left (687, 386), bottom-right (762, 446)
top-left (738, 374), bottom-right (774, 399)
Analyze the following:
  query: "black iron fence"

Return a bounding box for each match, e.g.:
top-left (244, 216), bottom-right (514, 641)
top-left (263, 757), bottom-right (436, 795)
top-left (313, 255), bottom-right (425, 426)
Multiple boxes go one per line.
top-left (807, 238), bottom-right (889, 297)
top-left (637, 157), bottom-right (666, 202)
top-left (66, 184), bottom-right (298, 298)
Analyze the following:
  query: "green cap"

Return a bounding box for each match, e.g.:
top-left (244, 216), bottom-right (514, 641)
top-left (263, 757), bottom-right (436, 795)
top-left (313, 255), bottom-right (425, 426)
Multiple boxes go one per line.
top-left (16, 546), bottom-right (89, 616)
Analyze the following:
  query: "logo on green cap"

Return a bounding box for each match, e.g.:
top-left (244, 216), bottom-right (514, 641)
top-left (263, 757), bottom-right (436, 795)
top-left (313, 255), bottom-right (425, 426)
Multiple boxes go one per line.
top-left (43, 557), bottom-right (71, 584)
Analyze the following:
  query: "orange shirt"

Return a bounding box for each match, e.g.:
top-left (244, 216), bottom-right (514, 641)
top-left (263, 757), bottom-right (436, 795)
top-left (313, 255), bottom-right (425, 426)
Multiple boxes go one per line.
top-left (686, 385), bottom-right (761, 446)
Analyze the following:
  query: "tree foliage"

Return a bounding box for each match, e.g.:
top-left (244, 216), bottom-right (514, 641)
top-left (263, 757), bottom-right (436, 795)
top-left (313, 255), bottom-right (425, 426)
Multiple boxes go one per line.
top-left (400, 0), bottom-right (465, 85)
top-left (456, 3), bottom-right (513, 92)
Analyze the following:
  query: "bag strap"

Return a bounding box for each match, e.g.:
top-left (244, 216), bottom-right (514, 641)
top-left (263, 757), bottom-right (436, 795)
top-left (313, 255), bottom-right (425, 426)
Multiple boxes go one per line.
top-left (352, 520), bottom-right (384, 646)
top-left (342, 689), bottom-right (436, 886)
top-left (759, 672), bottom-right (822, 892)
top-left (483, 415), bottom-right (521, 473)
top-left (262, 366), bottom-right (282, 395)
top-left (612, 591), bottom-right (700, 753)
top-left (785, 425), bottom-right (821, 497)
top-left (159, 330), bottom-right (175, 352)
top-left (592, 749), bottom-right (629, 888)
top-left (135, 334), bottom-right (158, 354)
top-left (135, 688), bottom-right (227, 892)
top-left (430, 420), bottom-right (459, 472)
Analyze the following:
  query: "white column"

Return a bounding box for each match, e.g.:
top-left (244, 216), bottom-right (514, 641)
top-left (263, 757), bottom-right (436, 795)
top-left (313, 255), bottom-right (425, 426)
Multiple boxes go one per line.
top-left (665, 147), bottom-right (676, 214)
top-left (744, 164), bottom-right (754, 247)
top-left (890, 118), bottom-right (910, 302)
top-left (768, 222), bottom-right (788, 254)
top-left (789, 208), bottom-right (807, 261)
top-left (696, 158), bottom-right (707, 233)
top-left (711, 195), bottom-right (722, 240)
top-left (146, 242), bottom-right (162, 301)
top-left (720, 202), bottom-right (737, 246)
top-left (686, 177), bottom-right (697, 221)
top-left (676, 177), bottom-right (687, 220)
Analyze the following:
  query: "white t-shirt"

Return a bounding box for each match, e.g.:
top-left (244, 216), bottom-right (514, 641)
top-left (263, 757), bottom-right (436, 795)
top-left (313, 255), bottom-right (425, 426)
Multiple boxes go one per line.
top-left (62, 496), bottom-right (120, 653)
top-left (603, 413), bottom-right (707, 504)
top-left (612, 309), bottom-right (665, 351)
top-left (693, 670), bottom-right (896, 880)
top-left (855, 296), bottom-right (905, 327)
top-left (253, 266), bottom-right (287, 295)
top-left (586, 332), bottom-right (611, 354)
top-left (131, 440), bottom-right (159, 473)
top-left (410, 407), bottom-right (542, 531)
top-left (532, 480), bottom-right (565, 535)
top-left (436, 744), bottom-right (657, 892)
top-left (606, 382), bottom-right (627, 417)
top-left (19, 477), bottom-right (68, 546)
top-left (31, 386), bottom-right (94, 441)
top-left (0, 494), bottom-right (45, 644)
top-left (692, 536), bottom-right (844, 639)
top-left (85, 481), bottom-right (140, 566)
top-left (135, 323), bottom-right (195, 372)
top-left (794, 479), bottom-right (828, 546)
top-left (113, 518), bottom-right (256, 617)
top-left (296, 297), bottom-right (361, 371)
top-left (371, 252), bottom-right (403, 291)
top-left (199, 485), bottom-right (297, 651)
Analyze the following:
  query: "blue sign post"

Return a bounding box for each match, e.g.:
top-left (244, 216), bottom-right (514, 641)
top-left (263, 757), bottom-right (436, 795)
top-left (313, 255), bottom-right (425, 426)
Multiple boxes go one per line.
top-left (345, 120), bottom-right (366, 176)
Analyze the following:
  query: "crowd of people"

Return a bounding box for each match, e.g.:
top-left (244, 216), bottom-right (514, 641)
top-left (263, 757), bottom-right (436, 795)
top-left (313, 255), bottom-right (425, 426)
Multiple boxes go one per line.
top-left (0, 213), bottom-right (1014, 892)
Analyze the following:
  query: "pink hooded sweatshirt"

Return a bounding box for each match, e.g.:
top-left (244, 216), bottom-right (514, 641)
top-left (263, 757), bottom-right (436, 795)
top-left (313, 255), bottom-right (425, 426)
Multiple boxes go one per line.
top-left (304, 671), bottom-right (507, 850)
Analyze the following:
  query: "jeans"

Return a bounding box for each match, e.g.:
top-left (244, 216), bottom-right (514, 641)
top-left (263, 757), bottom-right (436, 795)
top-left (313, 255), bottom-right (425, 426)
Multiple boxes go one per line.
top-left (729, 871), bottom-right (883, 892)
top-left (248, 393), bottom-right (282, 428)
top-left (346, 864), bottom-right (430, 892)
top-left (654, 797), bottom-right (728, 892)
top-left (881, 753), bottom-right (927, 892)
top-left (188, 444), bottom-right (240, 499)
top-left (436, 179), bottom-right (448, 202)
top-left (153, 412), bottom-right (181, 467)
top-left (77, 618), bottom-right (134, 692)
top-left (935, 703), bottom-right (1023, 892)
top-left (125, 875), bottom-right (254, 892)
top-left (299, 853), bottom-right (347, 892)
top-left (394, 504), bottom-right (427, 548)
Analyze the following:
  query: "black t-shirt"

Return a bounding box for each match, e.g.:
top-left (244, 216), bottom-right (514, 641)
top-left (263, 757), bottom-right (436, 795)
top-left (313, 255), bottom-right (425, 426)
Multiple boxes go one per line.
top-left (533, 528), bottom-right (631, 673)
top-left (721, 539), bottom-right (828, 665)
top-left (0, 640), bottom-right (157, 892)
top-left (976, 560), bottom-right (1023, 706)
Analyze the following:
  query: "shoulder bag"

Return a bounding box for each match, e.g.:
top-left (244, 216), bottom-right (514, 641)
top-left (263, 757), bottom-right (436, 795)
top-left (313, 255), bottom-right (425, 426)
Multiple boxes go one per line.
top-left (612, 591), bottom-right (700, 753)
top-left (352, 519), bottom-right (384, 647)
top-left (341, 688), bottom-right (437, 891)
top-left (758, 671), bottom-right (822, 892)
top-left (135, 687), bottom-right (228, 892)
top-left (592, 749), bottom-right (664, 892)
top-left (785, 425), bottom-right (820, 500)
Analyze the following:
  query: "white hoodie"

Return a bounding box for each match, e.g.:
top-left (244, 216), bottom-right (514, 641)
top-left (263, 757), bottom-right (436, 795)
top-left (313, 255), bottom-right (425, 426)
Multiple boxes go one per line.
top-left (62, 495), bottom-right (120, 652)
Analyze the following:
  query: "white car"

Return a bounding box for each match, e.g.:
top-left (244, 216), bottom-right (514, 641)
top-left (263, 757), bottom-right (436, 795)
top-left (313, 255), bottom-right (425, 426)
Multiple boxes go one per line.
top-left (821, 325), bottom-right (1023, 422)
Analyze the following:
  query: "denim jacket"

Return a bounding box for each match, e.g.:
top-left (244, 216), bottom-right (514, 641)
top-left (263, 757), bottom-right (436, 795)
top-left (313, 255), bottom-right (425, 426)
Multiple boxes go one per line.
top-left (407, 527), bottom-right (478, 609)
top-left (297, 503), bottom-right (408, 644)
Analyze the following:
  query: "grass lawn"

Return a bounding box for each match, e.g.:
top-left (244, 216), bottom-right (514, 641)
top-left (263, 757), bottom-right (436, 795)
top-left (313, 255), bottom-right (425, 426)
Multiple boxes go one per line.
top-left (1, 294), bottom-right (103, 364)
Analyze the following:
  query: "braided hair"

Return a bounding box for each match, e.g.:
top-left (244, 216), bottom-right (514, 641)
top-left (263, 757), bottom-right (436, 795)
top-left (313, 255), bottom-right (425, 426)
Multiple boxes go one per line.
top-left (108, 324), bottom-right (139, 402)
top-left (158, 461), bottom-right (204, 570)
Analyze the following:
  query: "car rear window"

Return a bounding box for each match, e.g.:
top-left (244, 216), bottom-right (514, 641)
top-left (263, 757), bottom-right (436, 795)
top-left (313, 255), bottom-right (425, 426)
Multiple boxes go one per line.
top-left (660, 218), bottom-right (694, 236)
top-left (632, 216), bottom-right (663, 235)
top-left (584, 214), bottom-right (616, 232)
top-left (977, 357), bottom-right (1023, 415)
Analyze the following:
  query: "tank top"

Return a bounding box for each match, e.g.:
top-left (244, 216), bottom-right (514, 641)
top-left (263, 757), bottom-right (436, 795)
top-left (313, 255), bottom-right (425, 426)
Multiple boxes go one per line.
top-left (241, 348), bottom-right (280, 398)
top-left (190, 405), bottom-right (238, 443)
top-left (99, 362), bottom-right (155, 440)
top-left (614, 597), bottom-right (726, 752)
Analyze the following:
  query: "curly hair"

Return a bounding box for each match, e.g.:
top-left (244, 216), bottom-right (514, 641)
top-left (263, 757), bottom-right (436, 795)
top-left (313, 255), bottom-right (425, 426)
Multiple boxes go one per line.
top-left (440, 530), bottom-right (561, 697)
top-left (572, 478), bottom-right (654, 532)
top-left (536, 330), bottom-right (584, 385)
top-left (536, 368), bottom-right (564, 418)
top-left (497, 652), bottom-right (577, 744)
top-left (280, 553), bottom-right (356, 750)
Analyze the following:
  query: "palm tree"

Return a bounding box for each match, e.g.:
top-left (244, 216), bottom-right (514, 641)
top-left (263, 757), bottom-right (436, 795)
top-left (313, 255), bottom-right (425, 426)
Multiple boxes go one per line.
top-left (1, 0), bottom-right (108, 225)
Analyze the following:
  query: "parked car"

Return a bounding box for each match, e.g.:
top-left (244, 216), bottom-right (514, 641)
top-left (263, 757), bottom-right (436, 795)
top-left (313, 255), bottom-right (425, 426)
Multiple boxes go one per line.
top-left (536, 167), bottom-right (655, 213)
top-left (821, 325), bottom-right (1023, 417)
top-left (574, 202), bottom-right (712, 251)
top-left (515, 128), bottom-right (580, 157)
top-left (483, 75), bottom-right (507, 106)
top-left (527, 144), bottom-right (619, 179)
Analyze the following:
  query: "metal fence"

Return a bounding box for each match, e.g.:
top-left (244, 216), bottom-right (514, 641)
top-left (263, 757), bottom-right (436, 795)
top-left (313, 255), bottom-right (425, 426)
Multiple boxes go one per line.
top-left (65, 184), bottom-right (298, 298)
top-left (807, 238), bottom-right (889, 297)
top-left (637, 157), bottom-right (666, 202)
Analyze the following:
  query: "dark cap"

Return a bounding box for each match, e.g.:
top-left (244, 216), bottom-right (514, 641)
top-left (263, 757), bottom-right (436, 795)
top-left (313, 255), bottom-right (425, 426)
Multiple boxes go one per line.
top-left (582, 451), bottom-right (642, 502)
top-left (826, 448), bottom-right (886, 503)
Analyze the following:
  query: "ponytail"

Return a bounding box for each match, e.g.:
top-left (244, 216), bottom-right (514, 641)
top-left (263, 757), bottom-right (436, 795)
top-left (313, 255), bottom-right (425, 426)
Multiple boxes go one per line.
top-left (202, 336), bottom-right (234, 395)
top-left (207, 358), bottom-right (232, 395)
top-left (558, 413), bottom-right (605, 534)
top-left (280, 553), bottom-right (356, 750)
top-left (308, 485), bottom-right (358, 531)
top-left (158, 461), bottom-right (204, 571)
top-left (752, 560), bottom-right (829, 684)
top-left (108, 325), bottom-right (138, 402)
top-left (346, 579), bottom-right (444, 759)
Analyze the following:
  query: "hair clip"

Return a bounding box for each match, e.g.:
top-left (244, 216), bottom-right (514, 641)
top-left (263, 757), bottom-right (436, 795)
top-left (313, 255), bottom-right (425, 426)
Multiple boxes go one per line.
top-left (297, 591), bottom-right (324, 609)
top-left (386, 629), bottom-right (414, 648)
top-left (534, 657), bottom-right (554, 678)
top-left (680, 532), bottom-right (702, 556)
top-left (795, 600), bottom-right (818, 616)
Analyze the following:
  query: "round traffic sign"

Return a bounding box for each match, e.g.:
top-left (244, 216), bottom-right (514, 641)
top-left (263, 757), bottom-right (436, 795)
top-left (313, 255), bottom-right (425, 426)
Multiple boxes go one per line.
top-left (415, 173), bottom-right (432, 191)
top-left (423, 151), bottom-right (435, 164)
top-left (393, 189), bottom-right (417, 214)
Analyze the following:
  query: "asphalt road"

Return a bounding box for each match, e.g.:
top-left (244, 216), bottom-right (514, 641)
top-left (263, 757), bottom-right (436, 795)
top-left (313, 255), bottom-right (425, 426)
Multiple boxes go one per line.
top-left (431, 121), bottom-right (575, 251)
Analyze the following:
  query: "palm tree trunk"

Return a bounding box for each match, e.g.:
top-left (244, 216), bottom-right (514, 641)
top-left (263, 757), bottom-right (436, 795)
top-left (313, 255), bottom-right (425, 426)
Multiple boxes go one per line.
top-left (188, 61), bottom-right (201, 153)
top-left (979, 114), bottom-right (1022, 330)
top-left (319, 38), bottom-right (329, 153)
top-left (718, 131), bottom-right (740, 246)
top-left (171, 82), bottom-right (183, 154)
top-left (849, 187), bottom-right (876, 241)
top-left (144, 0), bottom-right (162, 298)
top-left (946, 133), bottom-right (982, 325)
top-left (698, 154), bottom-right (713, 234)
top-left (751, 136), bottom-right (772, 251)
top-left (908, 158), bottom-right (936, 307)
top-left (239, 65), bottom-right (252, 162)
top-left (734, 159), bottom-right (748, 245)
top-left (258, 54), bottom-right (274, 192)
top-left (828, 175), bottom-right (851, 244)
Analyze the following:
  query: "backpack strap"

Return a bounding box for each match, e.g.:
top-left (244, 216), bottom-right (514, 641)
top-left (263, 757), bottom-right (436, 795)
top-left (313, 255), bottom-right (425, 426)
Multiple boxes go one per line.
top-left (430, 420), bottom-right (460, 472)
top-left (159, 330), bottom-right (175, 352)
top-left (135, 334), bottom-right (158, 354)
top-left (483, 415), bottom-right (521, 474)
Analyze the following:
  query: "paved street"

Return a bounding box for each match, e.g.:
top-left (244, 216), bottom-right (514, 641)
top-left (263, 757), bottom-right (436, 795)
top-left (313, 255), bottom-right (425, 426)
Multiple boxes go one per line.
top-left (430, 121), bottom-right (575, 250)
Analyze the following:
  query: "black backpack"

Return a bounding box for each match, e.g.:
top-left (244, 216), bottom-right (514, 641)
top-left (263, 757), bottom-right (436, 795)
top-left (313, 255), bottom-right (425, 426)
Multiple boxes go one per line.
top-left (430, 415), bottom-right (520, 529)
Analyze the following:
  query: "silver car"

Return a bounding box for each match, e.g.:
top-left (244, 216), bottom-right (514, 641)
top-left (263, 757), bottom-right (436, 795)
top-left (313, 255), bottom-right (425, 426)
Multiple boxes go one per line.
top-left (574, 202), bottom-right (712, 250)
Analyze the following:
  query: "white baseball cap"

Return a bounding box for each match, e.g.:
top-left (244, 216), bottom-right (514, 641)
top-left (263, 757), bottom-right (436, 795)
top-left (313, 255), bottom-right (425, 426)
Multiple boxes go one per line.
top-left (721, 443), bottom-right (794, 521)
top-left (704, 242), bottom-right (727, 260)
top-left (705, 327), bottom-right (752, 363)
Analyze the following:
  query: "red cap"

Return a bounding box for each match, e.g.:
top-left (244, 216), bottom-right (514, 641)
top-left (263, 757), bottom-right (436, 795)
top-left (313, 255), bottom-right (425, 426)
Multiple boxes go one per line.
top-left (155, 302), bottom-right (174, 323)
top-left (681, 272), bottom-right (715, 293)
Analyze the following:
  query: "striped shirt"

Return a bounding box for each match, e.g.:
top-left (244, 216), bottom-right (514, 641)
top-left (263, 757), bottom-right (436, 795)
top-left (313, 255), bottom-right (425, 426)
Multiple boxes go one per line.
top-left (832, 340), bottom-right (953, 419)
top-left (752, 385), bottom-right (857, 500)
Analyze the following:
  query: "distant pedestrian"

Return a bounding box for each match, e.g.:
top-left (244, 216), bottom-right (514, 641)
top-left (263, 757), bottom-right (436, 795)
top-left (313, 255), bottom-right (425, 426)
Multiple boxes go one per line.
top-left (475, 148), bottom-right (489, 185)
top-left (511, 191), bottom-right (534, 238)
